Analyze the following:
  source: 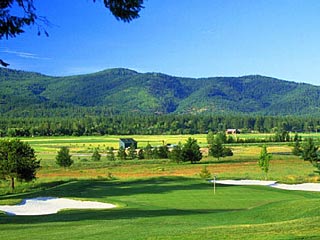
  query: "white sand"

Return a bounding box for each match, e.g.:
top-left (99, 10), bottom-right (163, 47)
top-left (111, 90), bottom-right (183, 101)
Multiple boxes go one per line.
top-left (216, 180), bottom-right (277, 186)
top-left (214, 180), bottom-right (320, 192)
top-left (0, 197), bottom-right (116, 216)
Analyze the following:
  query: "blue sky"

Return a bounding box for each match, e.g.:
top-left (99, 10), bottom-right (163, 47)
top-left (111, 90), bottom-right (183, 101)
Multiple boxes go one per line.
top-left (2, 0), bottom-right (320, 85)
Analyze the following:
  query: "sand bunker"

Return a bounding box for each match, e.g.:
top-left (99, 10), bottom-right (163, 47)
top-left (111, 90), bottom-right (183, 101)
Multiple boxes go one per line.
top-left (0, 197), bottom-right (116, 216)
top-left (214, 180), bottom-right (320, 192)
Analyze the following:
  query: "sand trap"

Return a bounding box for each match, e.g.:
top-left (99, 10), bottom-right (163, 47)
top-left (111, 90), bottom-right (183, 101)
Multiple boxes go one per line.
top-left (216, 180), bottom-right (276, 186)
top-left (0, 197), bottom-right (116, 216)
top-left (214, 180), bottom-right (320, 192)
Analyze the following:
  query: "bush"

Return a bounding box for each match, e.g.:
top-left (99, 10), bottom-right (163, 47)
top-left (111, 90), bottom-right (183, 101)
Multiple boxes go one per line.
top-left (199, 166), bottom-right (212, 179)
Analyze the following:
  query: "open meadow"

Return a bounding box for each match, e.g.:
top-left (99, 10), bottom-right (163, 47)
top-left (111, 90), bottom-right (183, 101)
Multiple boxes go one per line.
top-left (0, 133), bottom-right (320, 239)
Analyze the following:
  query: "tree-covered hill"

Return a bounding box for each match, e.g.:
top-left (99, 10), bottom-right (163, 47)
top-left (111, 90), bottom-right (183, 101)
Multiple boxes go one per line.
top-left (1, 67), bottom-right (320, 117)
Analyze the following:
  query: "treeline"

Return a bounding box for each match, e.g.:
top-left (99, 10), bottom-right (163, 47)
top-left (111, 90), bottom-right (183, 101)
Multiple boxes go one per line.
top-left (1, 114), bottom-right (320, 137)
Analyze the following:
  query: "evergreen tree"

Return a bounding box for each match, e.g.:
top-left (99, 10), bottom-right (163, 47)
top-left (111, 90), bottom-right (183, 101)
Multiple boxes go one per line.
top-left (292, 140), bottom-right (302, 156)
top-left (106, 147), bottom-right (116, 161)
top-left (144, 143), bottom-right (153, 159)
top-left (215, 132), bottom-right (227, 144)
top-left (158, 145), bottom-right (169, 159)
top-left (137, 149), bottom-right (144, 159)
top-left (128, 143), bottom-right (137, 159)
top-left (209, 141), bottom-right (224, 160)
top-left (0, 139), bottom-right (40, 190)
top-left (207, 131), bottom-right (215, 145)
top-left (117, 146), bottom-right (127, 160)
top-left (91, 148), bottom-right (101, 161)
top-left (181, 137), bottom-right (202, 164)
top-left (301, 138), bottom-right (320, 173)
top-left (169, 143), bottom-right (183, 163)
top-left (209, 139), bottom-right (233, 161)
top-left (56, 146), bottom-right (73, 168)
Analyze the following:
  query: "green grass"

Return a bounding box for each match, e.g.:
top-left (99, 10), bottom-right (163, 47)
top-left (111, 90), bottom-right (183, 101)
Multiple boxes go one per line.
top-left (0, 177), bottom-right (319, 239)
top-left (1, 134), bottom-right (320, 239)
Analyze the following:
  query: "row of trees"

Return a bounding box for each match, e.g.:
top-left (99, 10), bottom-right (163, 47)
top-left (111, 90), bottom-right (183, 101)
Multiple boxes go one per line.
top-left (115, 138), bottom-right (203, 164)
top-left (1, 114), bottom-right (320, 136)
top-left (207, 131), bottom-right (300, 146)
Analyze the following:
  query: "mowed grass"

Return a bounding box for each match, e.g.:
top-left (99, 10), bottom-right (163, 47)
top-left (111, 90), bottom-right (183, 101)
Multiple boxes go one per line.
top-left (1, 134), bottom-right (320, 239)
top-left (0, 177), bottom-right (319, 240)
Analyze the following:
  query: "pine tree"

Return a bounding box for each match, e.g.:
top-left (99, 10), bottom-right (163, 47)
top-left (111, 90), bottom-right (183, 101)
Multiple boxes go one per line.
top-left (56, 146), bottom-right (73, 168)
top-left (292, 140), bottom-right (302, 156)
top-left (106, 147), bottom-right (116, 161)
top-left (181, 137), bottom-right (202, 164)
top-left (0, 139), bottom-right (40, 190)
top-left (209, 140), bottom-right (233, 161)
top-left (144, 143), bottom-right (153, 159)
top-left (117, 146), bottom-right (127, 160)
top-left (169, 143), bottom-right (183, 163)
top-left (137, 149), bottom-right (144, 159)
top-left (128, 143), bottom-right (137, 159)
top-left (301, 138), bottom-right (320, 174)
top-left (91, 148), bottom-right (101, 161)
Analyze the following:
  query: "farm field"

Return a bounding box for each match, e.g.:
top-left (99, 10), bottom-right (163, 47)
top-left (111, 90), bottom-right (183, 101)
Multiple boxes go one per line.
top-left (11, 133), bottom-right (319, 183)
top-left (0, 133), bottom-right (320, 239)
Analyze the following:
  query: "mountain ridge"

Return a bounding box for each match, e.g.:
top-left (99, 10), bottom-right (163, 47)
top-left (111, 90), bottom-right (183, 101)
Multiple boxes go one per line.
top-left (1, 67), bottom-right (320, 117)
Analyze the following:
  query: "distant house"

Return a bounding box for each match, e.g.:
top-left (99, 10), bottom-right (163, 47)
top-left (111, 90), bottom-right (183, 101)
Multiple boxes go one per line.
top-left (226, 129), bottom-right (240, 134)
top-left (119, 138), bottom-right (137, 149)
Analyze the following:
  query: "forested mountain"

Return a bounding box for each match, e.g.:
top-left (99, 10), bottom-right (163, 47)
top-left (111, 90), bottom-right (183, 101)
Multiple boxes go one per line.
top-left (1, 67), bottom-right (320, 117)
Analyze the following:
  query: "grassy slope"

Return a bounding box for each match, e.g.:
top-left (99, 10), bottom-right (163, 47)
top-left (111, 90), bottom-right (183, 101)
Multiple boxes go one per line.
top-left (0, 177), bottom-right (319, 240)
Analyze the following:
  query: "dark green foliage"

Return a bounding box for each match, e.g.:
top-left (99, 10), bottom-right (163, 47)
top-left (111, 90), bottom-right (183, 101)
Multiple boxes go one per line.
top-left (301, 138), bottom-right (319, 163)
top-left (0, 0), bottom-right (43, 40)
top-left (215, 132), bottom-right (227, 143)
top-left (0, 139), bottom-right (40, 189)
top-left (157, 145), bottom-right (169, 159)
top-left (169, 143), bottom-right (183, 163)
top-left (273, 130), bottom-right (290, 142)
top-left (209, 141), bottom-right (233, 160)
top-left (181, 138), bottom-right (202, 164)
top-left (222, 147), bottom-right (233, 157)
top-left (301, 138), bottom-right (320, 173)
top-left (56, 146), bottom-right (73, 167)
top-left (292, 140), bottom-right (302, 156)
top-left (117, 146), bottom-right (127, 160)
top-left (209, 142), bottom-right (224, 160)
top-left (94, 0), bottom-right (144, 22)
top-left (137, 149), bottom-right (144, 159)
top-left (209, 132), bottom-right (233, 160)
top-left (128, 143), bottom-right (137, 159)
top-left (1, 113), bottom-right (320, 137)
top-left (207, 131), bottom-right (215, 144)
top-left (143, 144), bottom-right (153, 159)
top-left (91, 148), bottom-right (101, 161)
top-left (258, 145), bottom-right (271, 180)
top-left (106, 147), bottom-right (116, 161)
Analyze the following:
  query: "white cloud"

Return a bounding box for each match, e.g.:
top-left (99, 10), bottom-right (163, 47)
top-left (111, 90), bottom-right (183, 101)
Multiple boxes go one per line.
top-left (1, 48), bottom-right (51, 60)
